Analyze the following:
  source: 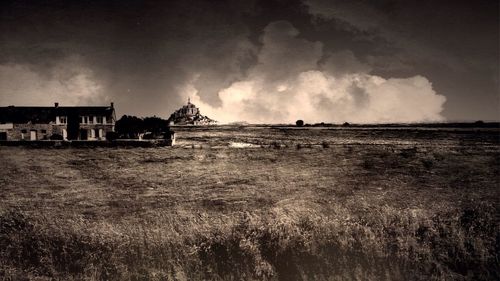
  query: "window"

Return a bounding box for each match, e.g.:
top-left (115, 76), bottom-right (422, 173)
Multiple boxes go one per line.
top-left (41, 129), bottom-right (47, 134)
top-left (96, 116), bottom-right (103, 124)
top-left (21, 129), bottom-right (27, 133)
top-left (88, 116), bottom-right (94, 124)
top-left (59, 116), bottom-right (67, 124)
top-left (80, 116), bottom-right (90, 124)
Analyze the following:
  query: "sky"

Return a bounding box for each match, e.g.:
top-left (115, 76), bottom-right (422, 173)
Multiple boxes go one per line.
top-left (0, 0), bottom-right (498, 123)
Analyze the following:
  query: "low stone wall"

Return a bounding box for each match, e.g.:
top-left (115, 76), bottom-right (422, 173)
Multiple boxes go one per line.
top-left (0, 139), bottom-right (173, 148)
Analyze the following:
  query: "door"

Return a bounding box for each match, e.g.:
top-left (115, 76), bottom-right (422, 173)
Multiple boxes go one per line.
top-left (67, 112), bottom-right (80, 140)
top-left (30, 130), bottom-right (37, 140)
top-left (80, 129), bottom-right (88, 140)
top-left (0, 132), bottom-right (6, 141)
top-left (62, 129), bottom-right (67, 140)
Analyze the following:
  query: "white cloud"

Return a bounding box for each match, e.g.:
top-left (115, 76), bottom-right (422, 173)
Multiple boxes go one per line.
top-left (184, 21), bottom-right (446, 124)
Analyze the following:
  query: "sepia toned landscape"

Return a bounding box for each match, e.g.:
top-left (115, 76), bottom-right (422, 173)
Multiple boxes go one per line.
top-left (1, 0), bottom-right (498, 280)
top-left (1, 126), bottom-right (498, 280)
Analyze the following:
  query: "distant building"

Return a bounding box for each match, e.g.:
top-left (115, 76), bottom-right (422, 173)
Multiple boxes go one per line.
top-left (0, 102), bottom-right (116, 141)
top-left (168, 98), bottom-right (217, 125)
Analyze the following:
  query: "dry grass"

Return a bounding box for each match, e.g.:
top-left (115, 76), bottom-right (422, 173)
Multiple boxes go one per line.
top-left (0, 127), bottom-right (499, 280)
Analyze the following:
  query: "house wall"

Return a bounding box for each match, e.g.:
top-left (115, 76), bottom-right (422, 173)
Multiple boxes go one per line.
top-left (0, 124), bottom-right (13, 140)
top-left (1, 123), bottom-right (115, 141)
top-left (1, 107), bottom-right (116, 141)
top-left (7, 124), bottom-right (54, 140)
top-left (78, 124), bottom-right (115, 140)
top-left (51, 125), bottom-right (66, 135)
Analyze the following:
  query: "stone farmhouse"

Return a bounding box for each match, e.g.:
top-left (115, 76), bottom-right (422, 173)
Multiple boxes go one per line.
top-left (0, 102), bottom-right (116, 141)
top-left (168, 98), bottom-right (217, 125)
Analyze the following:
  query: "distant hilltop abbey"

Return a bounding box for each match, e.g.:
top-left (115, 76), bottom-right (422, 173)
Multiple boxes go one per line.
top-left (168, 98), bottom-right (217, 126)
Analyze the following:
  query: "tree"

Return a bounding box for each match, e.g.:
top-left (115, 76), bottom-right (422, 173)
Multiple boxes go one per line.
top-left (143, 116), bottom-right (169, 134)
top-left (296, 120), bottom-right (304, 127)
top-left (115, 115), bottom-right (171, 139)
top-left (115, 115), bottom-right (144, 138)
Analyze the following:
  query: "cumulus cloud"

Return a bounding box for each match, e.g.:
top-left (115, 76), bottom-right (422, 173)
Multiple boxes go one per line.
top-left (185, 21), bottom-right (446, 124)
top-left (0, 56), bottom-right (108, 106)
top-left (321, 50), bottom-right (372, 76)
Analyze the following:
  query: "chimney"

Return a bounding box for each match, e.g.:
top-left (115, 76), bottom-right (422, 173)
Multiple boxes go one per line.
top-left (110, 102), bottom-right (114, 108)
top-left (54, 102), bottom-right (59, 108)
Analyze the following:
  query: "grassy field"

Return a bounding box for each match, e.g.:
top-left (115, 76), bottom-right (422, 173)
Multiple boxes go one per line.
top-left (0, 127), bottom-right (499, 280)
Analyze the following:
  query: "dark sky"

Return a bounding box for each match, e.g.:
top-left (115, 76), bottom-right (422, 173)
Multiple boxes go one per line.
top-left (0, 0), bottom-right (498, 123)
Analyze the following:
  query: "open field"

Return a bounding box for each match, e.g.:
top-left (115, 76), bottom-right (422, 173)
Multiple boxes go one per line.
top-left (1, 126), bottom-right (499, 280)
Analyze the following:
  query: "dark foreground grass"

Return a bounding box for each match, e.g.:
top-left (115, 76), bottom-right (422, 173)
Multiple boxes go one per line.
top-left (0, 128), bottom-right (499, 280)
top-left (1, 203), bottom-right (498, 281)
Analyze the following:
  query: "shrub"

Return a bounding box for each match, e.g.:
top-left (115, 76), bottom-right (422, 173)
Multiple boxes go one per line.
top-left (162, 130), bottom-right (175, 140)
top-left (105, 131), bottom-right (119, 141)
top-left (49, 134), bottom-right (64, 140)
top-left (142, 132), bottom-right (155, 139)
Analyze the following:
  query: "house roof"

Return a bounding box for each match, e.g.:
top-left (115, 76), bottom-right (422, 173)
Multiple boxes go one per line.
top-left (0, 106), bottom-right (115, 124)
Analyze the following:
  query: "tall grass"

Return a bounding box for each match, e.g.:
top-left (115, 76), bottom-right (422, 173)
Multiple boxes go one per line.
top-left (0, 127), bottom-right (499, 280)
top-left (1, 201), bottom-right (498, 280)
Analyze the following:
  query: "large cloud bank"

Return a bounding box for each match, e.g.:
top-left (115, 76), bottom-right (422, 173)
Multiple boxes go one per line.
top-left (186, 21), bottom-right (446, 124)
top-left (0, 56), bottom-right (108, 107)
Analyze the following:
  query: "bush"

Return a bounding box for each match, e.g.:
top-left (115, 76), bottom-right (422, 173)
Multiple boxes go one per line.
top-left (142, 132), bottom-right (155, 140)
top-left (295, 120), bottom-right (304, 127)
top-left (49, 134), bottom-right (64, 140)
top-left (105, 131), bottom-right (119, 141)
top-left (474, 120), bottom-right (485, 127)
top-left (162, 130), bottom-right (175, 140)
